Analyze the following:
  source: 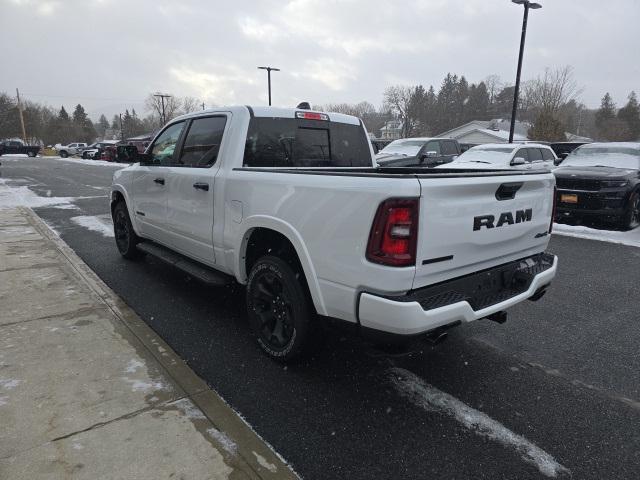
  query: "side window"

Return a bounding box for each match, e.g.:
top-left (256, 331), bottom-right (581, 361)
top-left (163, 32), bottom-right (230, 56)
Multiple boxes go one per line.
top-left (179, 116), bottom-right (227, 167)
top-left (515, 148), bottom-right (529, 162)
top-left (441, 141), bottom-right (457, 155)
top-left (150, 122), bottom-right (185, 166)
top-left (425, 141), bottom-right (441, 155)
top-left (541, 148), bottom-right (555, 161)
top-left (528, 148), bottom-right (543, 162)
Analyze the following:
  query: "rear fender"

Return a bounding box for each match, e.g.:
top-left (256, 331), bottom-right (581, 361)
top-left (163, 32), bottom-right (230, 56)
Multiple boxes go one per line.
top-left (235, 215), bottom-right (327, 316)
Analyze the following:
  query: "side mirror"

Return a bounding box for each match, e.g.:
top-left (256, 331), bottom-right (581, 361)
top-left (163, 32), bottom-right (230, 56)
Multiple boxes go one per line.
top-left (554, 158), bottom-right (563, 166)
top-left (425, 151), bottom-right (438, 158)
top-left (511, 157), bottom-right (526, 166)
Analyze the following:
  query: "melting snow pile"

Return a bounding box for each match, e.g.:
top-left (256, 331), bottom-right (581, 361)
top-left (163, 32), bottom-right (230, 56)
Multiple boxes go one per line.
top-left (553, 223), bottom-right (640, 248)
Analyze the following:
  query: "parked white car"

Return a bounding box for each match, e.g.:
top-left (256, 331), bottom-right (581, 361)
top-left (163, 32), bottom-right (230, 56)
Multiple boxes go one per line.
top-left (55, 142), bottom-right (88, 158)
top-left (111, 106), bottom-right (557, 361)
top-left (441, 143), bottom-right (557, 170)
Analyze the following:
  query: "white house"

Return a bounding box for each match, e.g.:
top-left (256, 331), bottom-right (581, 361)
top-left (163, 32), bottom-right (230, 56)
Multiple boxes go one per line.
top-left (379, 119), bottom-right (402, 140)
top-left (438, 119), bottom-right (529, 144)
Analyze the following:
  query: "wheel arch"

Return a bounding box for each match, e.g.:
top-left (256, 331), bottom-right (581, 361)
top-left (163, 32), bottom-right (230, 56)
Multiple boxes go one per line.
top-left (110, 186), bottom-right (142, 236)
top-left (236, 217), bottom-right (327, 316)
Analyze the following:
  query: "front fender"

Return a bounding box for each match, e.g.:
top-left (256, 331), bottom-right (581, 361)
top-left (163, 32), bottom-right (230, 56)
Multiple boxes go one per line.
top-left (234, 215), bottom-right (327, 316)
top-left (110, 184), bottom-right (142, 237)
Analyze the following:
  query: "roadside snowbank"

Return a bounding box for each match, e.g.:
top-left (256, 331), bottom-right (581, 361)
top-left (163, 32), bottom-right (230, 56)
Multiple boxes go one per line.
top-left (0, 179), bottom-right (76, 209)
top-left (553, 223), bottom-right (640, 248)
top-left (1, 154), bottom-right (130, 168)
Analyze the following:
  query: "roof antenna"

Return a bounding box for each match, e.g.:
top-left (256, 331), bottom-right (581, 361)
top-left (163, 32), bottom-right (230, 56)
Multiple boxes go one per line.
top-left (296, 101), bottom-right (311, 110)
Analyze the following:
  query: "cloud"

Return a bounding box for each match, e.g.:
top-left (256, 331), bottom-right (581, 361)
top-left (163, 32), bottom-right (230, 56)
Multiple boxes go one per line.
top-left (169, 66), bottom-right (257, 104)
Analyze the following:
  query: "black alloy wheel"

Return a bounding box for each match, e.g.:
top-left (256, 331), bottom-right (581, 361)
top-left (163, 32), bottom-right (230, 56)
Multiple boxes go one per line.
top-left (27, 151), bottom-right (36, 157)
top-left (59, 150), bottom-right (68, 158)
top-left (623, 191), bottom-right (640, 230)
top-left (113, 202), bottom-right (141, 259)
top-left (246, 255), bottom-right (313, 361)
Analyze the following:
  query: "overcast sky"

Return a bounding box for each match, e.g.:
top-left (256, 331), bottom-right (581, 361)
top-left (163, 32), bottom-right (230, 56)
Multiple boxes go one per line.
top-left (1, 0), bottom-right (638, 120)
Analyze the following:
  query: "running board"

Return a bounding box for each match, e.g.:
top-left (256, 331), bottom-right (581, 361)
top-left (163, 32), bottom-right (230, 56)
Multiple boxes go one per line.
top-left (137, 242), bottom-right (233, 286)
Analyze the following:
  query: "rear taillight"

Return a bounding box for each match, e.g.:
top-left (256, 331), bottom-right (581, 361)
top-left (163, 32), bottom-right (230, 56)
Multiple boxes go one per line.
top-left (549, 185), bottom-right (557, 233)
top-left (366, 198), bottom-right (419, 267)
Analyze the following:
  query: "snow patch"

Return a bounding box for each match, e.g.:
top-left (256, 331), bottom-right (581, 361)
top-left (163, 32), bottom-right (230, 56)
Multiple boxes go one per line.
top-left (207, 427), bottom-right (238, 456)
top-left (42, 156), bottom-right (130, 168)
top-left (553, 223), bottom-right (640, 248)
top-left (0, 179), bottom-right (76, 210)
top-left (172, 398), bottom-right (206, 419)
top-left (122, 377), bottom-right (171, 393)
top-left (390, 367), bottom-right (570, 478)
top-left (0, 378), bottom-right (21, 390)
top-left (252, 451), bottom-right (278, 473)
top-left (125, 359), bottom-right (144, 374)
top-left (70, 215), bottom-right (114, 237)
top-left (72, 442), bottom-right (84, 450)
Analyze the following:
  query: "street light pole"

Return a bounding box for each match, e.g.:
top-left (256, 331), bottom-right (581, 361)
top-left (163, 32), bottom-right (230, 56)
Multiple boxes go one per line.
top-left (153, 93), bottom-right (172, 125)
top-left (258, 66), bottom-right (280, 106)
top-left (509, 0), bottom-right (541, 143)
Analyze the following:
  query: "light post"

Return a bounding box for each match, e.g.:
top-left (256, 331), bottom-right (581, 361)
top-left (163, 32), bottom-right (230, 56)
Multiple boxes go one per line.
top-left (258, 66), bottom-right (280, 106)
top-left (508, 0), bottom-right (541, 143)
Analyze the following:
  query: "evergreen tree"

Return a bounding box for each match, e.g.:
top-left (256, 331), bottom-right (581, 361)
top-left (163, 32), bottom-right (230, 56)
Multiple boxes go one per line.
top-left (617, 91), bottom-right (640, 140)
top-left (97, 114), bottom-right (109, 137)
top-left (595, 93), bottom-right (619, 140)
top-left (465, 82), bottom-right (490, 122)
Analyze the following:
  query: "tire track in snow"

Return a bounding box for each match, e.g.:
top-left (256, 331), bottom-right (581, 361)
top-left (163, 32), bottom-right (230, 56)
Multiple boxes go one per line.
top-left (389, 367), bottom-right (570, 478)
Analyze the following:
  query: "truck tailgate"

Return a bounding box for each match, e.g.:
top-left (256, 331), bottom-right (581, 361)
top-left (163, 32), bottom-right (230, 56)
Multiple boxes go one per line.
top-left (413, 172), bottom-right (555, 290)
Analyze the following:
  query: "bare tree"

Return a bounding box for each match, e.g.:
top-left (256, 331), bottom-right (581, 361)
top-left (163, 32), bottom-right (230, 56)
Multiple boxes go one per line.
top-left (484, 74), bottom-right (503, 105)
top-left (521, 66), bottom-right (582, 117)
top-left (145, 94), bottom-right (182, 124)
top-left (383, 85), bottom-right (417, 137)
top-left (182, 96), bottom-right (201, 114)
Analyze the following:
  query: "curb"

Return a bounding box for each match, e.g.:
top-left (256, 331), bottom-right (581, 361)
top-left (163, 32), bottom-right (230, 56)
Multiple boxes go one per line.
top-left (21, 207), bottom-right (299, 480)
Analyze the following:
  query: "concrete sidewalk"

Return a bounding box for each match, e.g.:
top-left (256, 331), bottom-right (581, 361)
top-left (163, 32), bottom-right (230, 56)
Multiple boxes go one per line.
top-left (0, 207), bottom-right (297, 480)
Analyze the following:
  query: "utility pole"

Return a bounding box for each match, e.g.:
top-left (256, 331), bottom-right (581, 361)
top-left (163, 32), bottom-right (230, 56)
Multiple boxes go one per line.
top-left (16, 88), bottom-right (27, 143)
top-left (153, 93), bottom-right (172, 125)
top-left (202, 101), bottom-right (205, 110)
top-left (119, 113), bottom-right (124, 142)
top-left (258, 66), bottom-right (280, 106)
top-left (508, 0), bottom-right (542, 143)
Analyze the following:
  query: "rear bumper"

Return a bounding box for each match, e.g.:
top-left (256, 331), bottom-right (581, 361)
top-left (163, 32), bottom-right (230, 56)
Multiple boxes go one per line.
top-left (357, 253), bottom-right (557, 336)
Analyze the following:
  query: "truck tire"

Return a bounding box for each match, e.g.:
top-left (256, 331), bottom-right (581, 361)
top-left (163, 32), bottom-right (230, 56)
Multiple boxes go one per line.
top-left (27, 151), bottom-right (36, 157)
top-left (113, 201), bottom-right (142, 259)
top-left (246, 255), bottom-right (314, 362)
top-left (82, 152), bottom-right (88, 159)
top-left (621, 190), bottom-right (640, 230)
top-left (59, 150), bottom-right (68, 158)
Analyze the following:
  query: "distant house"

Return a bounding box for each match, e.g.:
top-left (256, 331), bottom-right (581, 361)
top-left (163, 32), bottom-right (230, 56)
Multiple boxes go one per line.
top-left (437, 119), bottom-right (529, 144)
top-left (379, 119), bottom-right (403, 140)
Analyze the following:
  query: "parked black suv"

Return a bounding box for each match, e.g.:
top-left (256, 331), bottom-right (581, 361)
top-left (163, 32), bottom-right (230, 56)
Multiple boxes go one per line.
top-left (554, 142), bottom-right (640, 230)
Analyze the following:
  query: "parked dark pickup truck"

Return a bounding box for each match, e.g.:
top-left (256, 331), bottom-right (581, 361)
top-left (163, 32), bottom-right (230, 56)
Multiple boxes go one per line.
top-left (0, 140), bottom-right (40, 157)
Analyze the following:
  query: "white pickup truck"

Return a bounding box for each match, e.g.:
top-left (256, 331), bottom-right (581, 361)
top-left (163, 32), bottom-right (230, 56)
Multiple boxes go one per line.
top-left (111, 106), bottom-right (558, 361)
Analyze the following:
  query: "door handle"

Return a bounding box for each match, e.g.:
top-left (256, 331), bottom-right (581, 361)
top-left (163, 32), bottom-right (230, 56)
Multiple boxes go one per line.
top-left (193, 182), bottom-right (209, 191)
top-left (154, 178), bottom-right (165, 185)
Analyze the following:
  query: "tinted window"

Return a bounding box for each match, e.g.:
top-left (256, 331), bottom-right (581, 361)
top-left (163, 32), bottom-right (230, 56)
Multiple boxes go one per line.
top-left (528, 148), bottom-right (543, 162)
top-left (441, 141), bottom-right (457, 155)
top-left (243, 117), bottom-right (371, 167)
top-left (541, 148), bottom-right (555, 161)
top-left (425, 141), bottom-right (441, 155)
top-left (179, 116), bottom-right (227, 167)
top-left (150, 122), bottom-right (185, 165)
top-left (515, 149), bottom-right (529, 162)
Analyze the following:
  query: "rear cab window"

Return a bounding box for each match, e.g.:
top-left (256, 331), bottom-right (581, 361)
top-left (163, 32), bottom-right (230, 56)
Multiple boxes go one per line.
top-left (243, 115), bottom-right (371, 167)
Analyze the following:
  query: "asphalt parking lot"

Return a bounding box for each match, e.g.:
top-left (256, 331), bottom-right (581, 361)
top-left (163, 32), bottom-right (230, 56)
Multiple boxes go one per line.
top-left (1, 155), bottom-right (639, 479)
